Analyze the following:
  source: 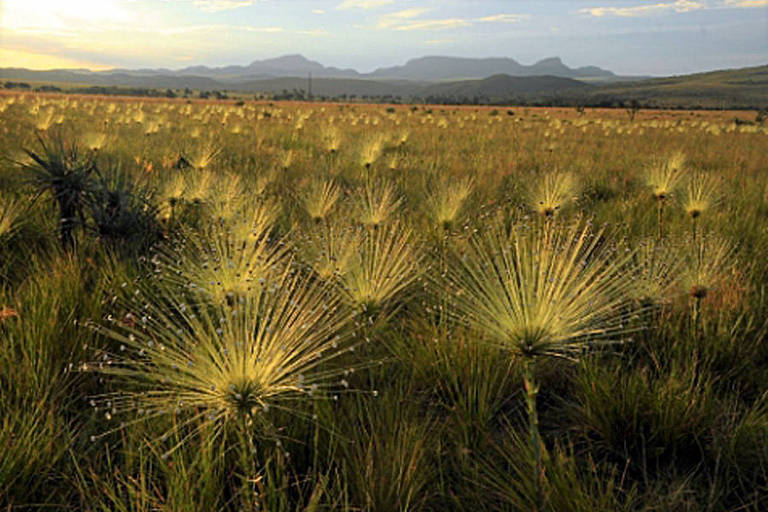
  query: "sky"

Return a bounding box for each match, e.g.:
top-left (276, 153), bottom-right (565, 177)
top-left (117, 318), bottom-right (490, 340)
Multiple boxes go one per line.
top-left (0, 0), bottom-right (766, 76)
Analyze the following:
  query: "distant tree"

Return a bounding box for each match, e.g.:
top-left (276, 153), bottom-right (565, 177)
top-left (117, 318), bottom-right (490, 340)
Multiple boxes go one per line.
top-left (4, 81), bottom-right (31, 90)
top-left (625, 99), bottom-right (641, 122)
top-left (756, 107), bottom-right (768, 124)
top-left (35, 85), bottom-right (62, 93)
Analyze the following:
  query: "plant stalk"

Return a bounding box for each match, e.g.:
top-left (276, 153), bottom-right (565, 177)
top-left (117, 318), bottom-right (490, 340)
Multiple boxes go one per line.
top-left (523, 360), bottom-right (544, 511)
top-left (657, 197), bottom-right (665, 240)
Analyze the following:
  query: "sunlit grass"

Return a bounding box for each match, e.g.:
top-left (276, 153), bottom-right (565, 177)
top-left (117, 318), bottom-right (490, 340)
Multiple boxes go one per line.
top-left (0, 94), bottom-right (765, 511)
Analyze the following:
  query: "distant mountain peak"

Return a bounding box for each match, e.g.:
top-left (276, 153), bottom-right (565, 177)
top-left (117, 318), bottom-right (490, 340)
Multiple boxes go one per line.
top-left (535, 56), bottom-right (564, 65)
top-left (253, 54), bottom-right (313, 65)
top-left (369, 55), bottom-right (613, 80)
top-left (247, 54), bottom-right (325, 72)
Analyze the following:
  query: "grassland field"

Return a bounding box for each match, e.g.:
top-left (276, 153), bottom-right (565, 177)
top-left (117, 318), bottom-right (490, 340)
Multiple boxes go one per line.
top-left (1, 91), bottom-right (768, 511)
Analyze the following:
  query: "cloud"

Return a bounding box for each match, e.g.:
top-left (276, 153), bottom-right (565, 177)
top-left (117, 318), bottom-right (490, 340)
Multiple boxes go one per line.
top-left (581, 0), bottom-right (705, 17)
top-left (157, 24), bottom-right (283, 35)
top-left (296, 29), bottom-right (331, 36)
top-left (312, 9), bottom-right (326, 14)
top-left (192, 1), bottom-right (261, 12)
top-left (425, 39), bottom-right (453, 45)
top-left (393, 18), bottom-right (470, 30)
top-left (337, 0), bottom-right (394, 9)
top-left (722, 0), bottom-right (768, 6)
top-left (475, 14), bottom-right (529, 23)
top-left (378, 9), bottom-right (527, 31)
top-left (378, 8), bottom-right (431, 28)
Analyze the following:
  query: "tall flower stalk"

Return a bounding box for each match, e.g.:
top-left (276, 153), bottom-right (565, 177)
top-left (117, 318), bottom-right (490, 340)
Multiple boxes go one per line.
top-left (449, 219), bottom-right (641, 508)
top-left (646, 152), bottom-right (685, 240)
top-left (683, 172), bottom-right (721, 243)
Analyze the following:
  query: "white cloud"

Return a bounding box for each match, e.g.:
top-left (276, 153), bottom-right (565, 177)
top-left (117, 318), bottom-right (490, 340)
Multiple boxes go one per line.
top-left (1, 0), bottom-right (137, 31)
top-left (378, 10), bottom-right (527, 31)
top-left (312, 9), bottom-right (326, 14)
top-left (425, 38), bottom-right (452, 45)
top-left (192, 1), bottom-right (261, 12)
top-left (337, 0), bottom-right (394, 10)
top-left (157, 24), bottom-right (283, 35)
top-left (296, 29), bottom-right (331, 36)
top-left (378, 8), bottom-right (431, 28)
top-left (393, 18), bottom-right (470, 30)
top-left (581, 0), bottom-right (705, 17)
top-left (245, 26), bottom-right (284, 32)
top-left (475, 14), bottom-right (528, 23)
top-left (722, 0), bottom-right (768, 6)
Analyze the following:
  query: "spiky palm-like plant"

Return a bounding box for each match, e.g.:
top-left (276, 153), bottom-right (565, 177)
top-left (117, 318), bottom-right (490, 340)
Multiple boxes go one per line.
top-left (340, 221), bottom-right (421, 315)
top-left (682, 235), bottom-right (734, 301)
top-left (646, 151), bottom-right (686, 239)
top-left (682, 235), bottom-right (735, 334)
top-left (355, 179), bottom-right (403, 228)
top-left (158, 172), bottom-right (186, 223)
top-left (164, 212), bottom-right (288, 306)
top-left (360, 135), bottom-right (385, 170)
top-left (23, 133), bottom-right (97, 249)
top-left (452, 220), bottom-right (638, 359)
top-left (425, 175), bottom-right (473, 231)
top-left (297, 223), bottom-right (360, 281)
top-left (280, 149), bottom-right (295, 172)
top-left (225, 198), bottom-right (280, 244)
top-left (207, 172), bottom-right (246, 223)
top-left (87, 166), bottom-right (162, 251)
top-left (83, 131), bottom-right (109, 152)
top-left (88, 264), bottom-right (354, 462)
top-left (300, 179), bottom-right (341, 223)
top-left (530, 171), bottom-right (577, 218)
top-left (185, 169), bottom-right (215, 204)
top-left (189, 141), bottom-right (221, 171)
top-left (682, 172), bottom-right (721, 242)
top-left (632, 237), bottom-right (683, 305)
top-left (323, 125), bottom-right (343, 154)
top-left (450, 219), bottom-right (640, 508)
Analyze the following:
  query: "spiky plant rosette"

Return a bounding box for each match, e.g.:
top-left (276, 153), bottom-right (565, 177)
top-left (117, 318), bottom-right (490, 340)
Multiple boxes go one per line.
top-left (425, 175), bottom-right (473, 230)
top-left (162, 209), bottom-right (288, 306)
top-left (299, 178), bottom-right (341, 223)
top-left (339, 220), bottom-right (422, 315)
top-left (631, 237), bottom-right (684, 304)
top-left (645, 151), bottom-right (686, 201)
top-left (681, 234), bottom-right (736, 301)
top-left (449, 219), bottom-right (641, 360)
top-left (682, 172), bottom-right (721, 219)
top-left (295, 222), bottom-right (361, 282)
top-left (87, 263), bottom-right (355, 455)
top-left (354, 179), bottom-right (403, 228)
top-left (530, 170), bottom-right (578, 218)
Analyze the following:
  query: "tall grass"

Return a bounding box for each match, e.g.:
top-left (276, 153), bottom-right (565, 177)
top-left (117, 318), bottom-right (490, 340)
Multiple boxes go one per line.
top-left (1, 93), bottom-right (767, 510)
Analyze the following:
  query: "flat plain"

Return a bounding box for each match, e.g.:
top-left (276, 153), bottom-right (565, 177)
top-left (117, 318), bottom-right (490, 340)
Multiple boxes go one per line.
top-left (2, 92), bottom-right (768, 511)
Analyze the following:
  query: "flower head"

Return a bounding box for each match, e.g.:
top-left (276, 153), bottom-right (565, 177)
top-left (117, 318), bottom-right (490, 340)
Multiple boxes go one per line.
top-left (450, 220), bottom-right (639, 360)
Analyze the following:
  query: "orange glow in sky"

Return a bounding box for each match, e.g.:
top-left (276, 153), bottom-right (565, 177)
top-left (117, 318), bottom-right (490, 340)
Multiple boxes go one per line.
top-left (0, 48), bottom-right (114, 71)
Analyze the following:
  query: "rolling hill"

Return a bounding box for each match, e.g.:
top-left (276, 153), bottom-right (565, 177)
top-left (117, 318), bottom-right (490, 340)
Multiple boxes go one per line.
top-left (584, 64), bottom-right (768, 109)
top-left (2, 58), bottom-right (766, 109)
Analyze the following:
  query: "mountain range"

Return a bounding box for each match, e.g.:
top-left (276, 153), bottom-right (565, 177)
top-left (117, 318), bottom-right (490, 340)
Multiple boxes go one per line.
top-left (2, 55), bottom-right (766, 108)
top-left (3, 54), bottom-right (629, 84)
top-left (162, 54), bottom-right (620, 81)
